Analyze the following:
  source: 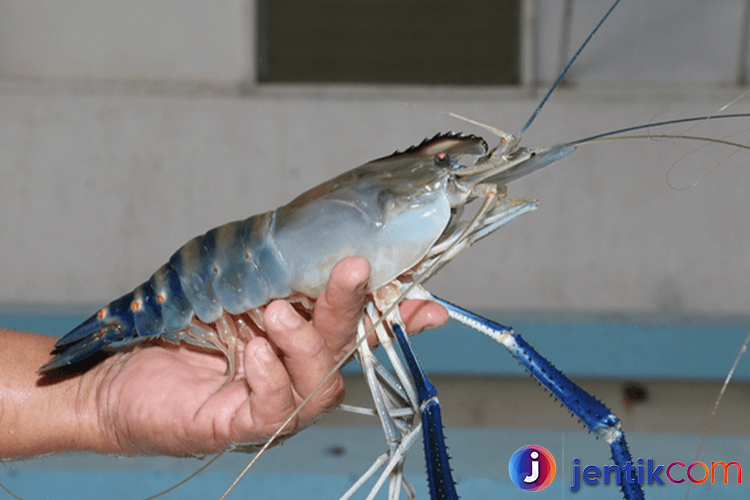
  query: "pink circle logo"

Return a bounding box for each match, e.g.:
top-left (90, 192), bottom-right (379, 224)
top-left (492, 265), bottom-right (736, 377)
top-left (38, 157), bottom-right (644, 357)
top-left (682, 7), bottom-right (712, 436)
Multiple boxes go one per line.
top-left (509, 445), bottom-right (556, 491)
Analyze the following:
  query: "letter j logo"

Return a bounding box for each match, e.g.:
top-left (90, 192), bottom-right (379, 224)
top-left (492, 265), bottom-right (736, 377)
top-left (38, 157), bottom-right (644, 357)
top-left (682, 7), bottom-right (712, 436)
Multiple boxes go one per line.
top-left (509, 445), bottom-right (557, 492)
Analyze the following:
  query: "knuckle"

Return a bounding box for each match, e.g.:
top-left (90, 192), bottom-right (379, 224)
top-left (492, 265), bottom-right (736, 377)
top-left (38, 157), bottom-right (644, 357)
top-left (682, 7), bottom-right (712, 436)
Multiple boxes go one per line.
top-left (263, 412), bottom-right (298, 437)
top-left (309, 373), bottom-right (346, 414)
top-left (294, 333), bottom-right (328, 360)
top-left (253, 397), bottom-right (299, 438)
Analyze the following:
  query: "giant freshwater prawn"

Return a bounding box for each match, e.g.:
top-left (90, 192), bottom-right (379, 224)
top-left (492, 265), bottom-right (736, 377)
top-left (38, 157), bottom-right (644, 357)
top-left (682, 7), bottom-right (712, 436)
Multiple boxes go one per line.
top-left (3, 1), bottom-right (750, 499)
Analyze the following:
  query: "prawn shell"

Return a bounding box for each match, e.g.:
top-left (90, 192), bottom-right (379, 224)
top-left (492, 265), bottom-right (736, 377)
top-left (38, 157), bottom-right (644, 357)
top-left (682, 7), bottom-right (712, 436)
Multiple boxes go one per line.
top-left (274, 168), bottom-right (454, 297)
top-left (166, 212), bottom-right (292, 324)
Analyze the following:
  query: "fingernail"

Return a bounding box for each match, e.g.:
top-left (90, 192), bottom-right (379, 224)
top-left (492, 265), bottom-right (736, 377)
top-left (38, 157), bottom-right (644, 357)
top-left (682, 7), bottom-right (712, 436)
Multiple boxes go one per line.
top-left (277, 302), bottom-right (303, 329)
top-left (248, 339), bottom-right (275, 369)
top-left (256, 340), bottom-right (275, 363)
top-left (355, 275), bottom-right (369, 293)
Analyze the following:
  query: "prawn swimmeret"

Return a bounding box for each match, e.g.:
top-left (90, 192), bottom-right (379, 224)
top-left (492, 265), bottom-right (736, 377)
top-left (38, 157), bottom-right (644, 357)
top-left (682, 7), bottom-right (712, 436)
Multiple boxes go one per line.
top-left (23, 1), bottom-right (750, 499)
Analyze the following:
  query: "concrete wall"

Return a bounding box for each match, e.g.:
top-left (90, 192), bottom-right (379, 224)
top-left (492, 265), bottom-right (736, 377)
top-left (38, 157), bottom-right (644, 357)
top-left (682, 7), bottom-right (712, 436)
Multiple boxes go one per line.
top-left (0, 0), bottom-right (252, 84)
top-left (1, 0), bottom-right (749, 316)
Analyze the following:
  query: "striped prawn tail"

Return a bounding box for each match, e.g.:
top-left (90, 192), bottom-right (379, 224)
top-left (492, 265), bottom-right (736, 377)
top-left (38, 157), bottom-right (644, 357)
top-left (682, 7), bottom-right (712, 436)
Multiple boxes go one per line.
top-left (38, 293), bottom-right (139, 373)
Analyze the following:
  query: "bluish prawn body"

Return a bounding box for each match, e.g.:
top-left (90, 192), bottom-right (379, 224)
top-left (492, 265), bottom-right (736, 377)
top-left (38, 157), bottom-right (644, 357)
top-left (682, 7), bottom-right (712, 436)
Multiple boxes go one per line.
top-left (40, 132), bottom-right (543, 374)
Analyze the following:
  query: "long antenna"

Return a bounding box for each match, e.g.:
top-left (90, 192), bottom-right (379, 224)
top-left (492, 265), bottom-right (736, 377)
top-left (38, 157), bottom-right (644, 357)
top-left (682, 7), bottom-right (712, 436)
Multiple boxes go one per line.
top-left (518, 0), bottom-right (623, 137)
top-left (562, 113), bottom-right (750, 147)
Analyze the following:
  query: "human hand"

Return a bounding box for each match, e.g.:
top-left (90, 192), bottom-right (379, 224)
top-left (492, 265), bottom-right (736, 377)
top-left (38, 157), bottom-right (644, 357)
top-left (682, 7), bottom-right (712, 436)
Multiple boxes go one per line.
top-left (89, 256), bottom-right (448, 456)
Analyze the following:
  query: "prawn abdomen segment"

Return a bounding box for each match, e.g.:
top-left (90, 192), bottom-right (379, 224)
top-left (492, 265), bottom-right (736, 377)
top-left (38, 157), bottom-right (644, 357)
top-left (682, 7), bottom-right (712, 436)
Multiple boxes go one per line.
top-left (169, 212), bottom-right (292, 323)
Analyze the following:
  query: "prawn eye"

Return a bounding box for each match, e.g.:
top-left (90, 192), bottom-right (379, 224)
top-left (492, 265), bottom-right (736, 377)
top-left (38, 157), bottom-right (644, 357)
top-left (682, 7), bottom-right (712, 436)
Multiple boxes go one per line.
top-left (434, 151), bottom-right (450, 166)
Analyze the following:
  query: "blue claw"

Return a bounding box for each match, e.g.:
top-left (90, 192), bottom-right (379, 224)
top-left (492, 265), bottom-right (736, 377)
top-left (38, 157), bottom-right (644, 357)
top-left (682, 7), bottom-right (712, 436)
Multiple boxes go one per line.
top-left (431, 295), bottom-right (645, 500)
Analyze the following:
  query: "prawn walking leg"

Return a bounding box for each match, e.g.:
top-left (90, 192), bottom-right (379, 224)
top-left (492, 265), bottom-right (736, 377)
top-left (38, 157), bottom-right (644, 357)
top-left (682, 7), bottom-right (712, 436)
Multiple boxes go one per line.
top-left (391, 321), bottom-right (457, 500)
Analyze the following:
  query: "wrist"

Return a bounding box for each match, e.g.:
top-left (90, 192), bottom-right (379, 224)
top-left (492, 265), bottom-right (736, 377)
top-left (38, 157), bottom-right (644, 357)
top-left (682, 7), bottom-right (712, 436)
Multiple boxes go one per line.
top-left (0, 330), bottom-right (118, 458)
top-left (47, 362), bottom-right (117, 456)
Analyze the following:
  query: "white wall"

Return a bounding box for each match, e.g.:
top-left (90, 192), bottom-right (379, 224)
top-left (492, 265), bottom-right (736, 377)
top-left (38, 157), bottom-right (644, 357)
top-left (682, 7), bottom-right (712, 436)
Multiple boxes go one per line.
top-left (0, 0), bottom-right (252, 84)
top-left (1, 0), bottom-right (749, 316)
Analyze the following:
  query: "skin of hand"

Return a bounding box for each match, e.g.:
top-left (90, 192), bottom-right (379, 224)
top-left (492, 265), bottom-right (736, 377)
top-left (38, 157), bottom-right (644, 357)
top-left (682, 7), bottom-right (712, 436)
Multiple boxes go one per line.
top-left (0, 256), bottom-right (448, 459)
